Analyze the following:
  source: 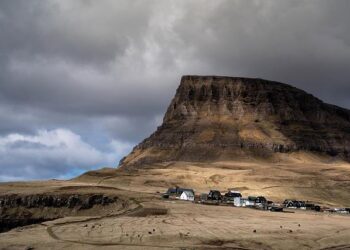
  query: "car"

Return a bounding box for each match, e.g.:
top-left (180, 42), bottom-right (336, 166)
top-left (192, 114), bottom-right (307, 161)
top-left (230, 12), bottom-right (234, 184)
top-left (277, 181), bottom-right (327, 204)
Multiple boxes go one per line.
top-left (269, 206), bottom-right (283, 212)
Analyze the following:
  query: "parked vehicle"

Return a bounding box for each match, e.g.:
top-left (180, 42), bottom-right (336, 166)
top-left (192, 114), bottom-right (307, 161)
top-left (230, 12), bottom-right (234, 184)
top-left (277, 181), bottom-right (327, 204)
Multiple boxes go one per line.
top-left (269, 206), bottom-right (284, 212)
top-left (162, 193), bottom-right (170, 199)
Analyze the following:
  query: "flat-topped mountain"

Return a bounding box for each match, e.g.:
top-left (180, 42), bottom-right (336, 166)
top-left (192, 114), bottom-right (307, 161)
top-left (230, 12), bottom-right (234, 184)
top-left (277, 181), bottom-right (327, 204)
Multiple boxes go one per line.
top-left (2, 75), bottom-right (350, 249)
top-left (120, 75), bottom-right (350, 167)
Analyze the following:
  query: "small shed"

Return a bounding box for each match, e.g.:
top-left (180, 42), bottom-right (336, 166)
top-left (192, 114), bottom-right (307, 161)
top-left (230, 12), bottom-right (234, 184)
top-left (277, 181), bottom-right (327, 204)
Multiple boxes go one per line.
top-left (180, 190), bottom-right (195, 201)
top-left (200, 193), bottom-right (208, 202)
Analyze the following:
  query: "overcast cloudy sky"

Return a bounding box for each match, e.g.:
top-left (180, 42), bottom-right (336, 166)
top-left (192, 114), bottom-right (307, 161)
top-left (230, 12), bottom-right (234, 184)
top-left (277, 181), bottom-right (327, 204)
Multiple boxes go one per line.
top-left (0, 0), bottom-right (349, 181)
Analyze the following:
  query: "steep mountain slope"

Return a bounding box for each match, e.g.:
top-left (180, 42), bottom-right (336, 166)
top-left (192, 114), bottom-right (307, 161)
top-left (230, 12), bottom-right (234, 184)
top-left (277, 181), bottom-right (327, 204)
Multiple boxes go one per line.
top-left (120, 75), bottom-right (350, 167)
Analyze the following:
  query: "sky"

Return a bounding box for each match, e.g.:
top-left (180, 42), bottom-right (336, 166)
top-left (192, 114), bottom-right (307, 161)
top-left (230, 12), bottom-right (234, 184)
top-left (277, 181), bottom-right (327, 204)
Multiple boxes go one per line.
top-left (0, 0), bottom-right (349, 181)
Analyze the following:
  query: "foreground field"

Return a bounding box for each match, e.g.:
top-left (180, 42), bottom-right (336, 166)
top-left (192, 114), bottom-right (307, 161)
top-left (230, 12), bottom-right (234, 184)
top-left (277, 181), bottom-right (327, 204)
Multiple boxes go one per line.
top-left (1, 196), bottom-right (350, 250)
top-left (1, 160), bottom-right (350, 249)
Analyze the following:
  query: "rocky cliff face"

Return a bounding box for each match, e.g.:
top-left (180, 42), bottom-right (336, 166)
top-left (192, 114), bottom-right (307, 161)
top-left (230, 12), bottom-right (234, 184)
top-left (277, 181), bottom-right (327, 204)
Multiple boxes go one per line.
top-left (0, 194), bottom-right (117, 209)
top-left (120, 75), bottom-right (350, 167)
top-left (0, 193), bottom-right (118, 233)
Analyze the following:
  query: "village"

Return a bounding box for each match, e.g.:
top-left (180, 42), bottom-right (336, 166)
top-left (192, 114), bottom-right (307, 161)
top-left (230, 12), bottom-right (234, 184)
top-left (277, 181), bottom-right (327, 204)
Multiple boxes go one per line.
top-left (162, 186), bottom-right (350, 215)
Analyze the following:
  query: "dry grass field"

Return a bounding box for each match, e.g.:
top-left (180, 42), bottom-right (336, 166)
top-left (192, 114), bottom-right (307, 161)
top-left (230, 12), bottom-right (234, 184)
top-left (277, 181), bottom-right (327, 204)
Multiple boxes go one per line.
top-left (80, 158), bottom-right (350, 207)
top-left (1, 159), bottom-right (350, 249)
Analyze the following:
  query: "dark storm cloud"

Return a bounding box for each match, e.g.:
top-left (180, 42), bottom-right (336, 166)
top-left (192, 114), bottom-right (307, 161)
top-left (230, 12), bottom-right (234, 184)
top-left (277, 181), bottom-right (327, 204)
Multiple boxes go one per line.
top-left (0, 0), bottom-right (349, 180)
top-left (0, 0), bottom-right (150, 65)
top-left (171, 1), bottom-right (350, 107)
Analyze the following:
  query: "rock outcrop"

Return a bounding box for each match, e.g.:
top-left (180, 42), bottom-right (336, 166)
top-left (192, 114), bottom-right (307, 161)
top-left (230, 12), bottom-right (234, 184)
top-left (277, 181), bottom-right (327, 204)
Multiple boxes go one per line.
top-left (0, 193), bottom-right (118, 233)
top-left (0, 194), bottom-right (116, 209)
top-left (120, 75), bottom-right (350, 167)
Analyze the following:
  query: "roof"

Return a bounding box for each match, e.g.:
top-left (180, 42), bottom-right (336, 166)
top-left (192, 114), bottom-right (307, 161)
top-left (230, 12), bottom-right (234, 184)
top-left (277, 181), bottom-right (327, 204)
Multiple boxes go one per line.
top-left (228, 189), bottom-right (241, 193)
top-left (167, 187), bottom-right (194, 195)
top-left (225, 192), bottom-right (242, 198)
top-left (181, 190), bottom-right (194, 197)
top-left (179, 188), bottom-right (194, 193)
top-left (248, 196), bottom-right (257, 201)
top-left (209, 190), bottom-right (221, 193)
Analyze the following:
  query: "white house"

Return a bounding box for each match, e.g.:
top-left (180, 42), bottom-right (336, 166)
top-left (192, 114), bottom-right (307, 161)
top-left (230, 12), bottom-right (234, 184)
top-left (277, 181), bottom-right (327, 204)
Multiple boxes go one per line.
top-left (229, 190), bottom-right (242, 207)
top-left (234, 197), bottom-right (241, 207)
top-left (180, 190), bottom-right (195, 201)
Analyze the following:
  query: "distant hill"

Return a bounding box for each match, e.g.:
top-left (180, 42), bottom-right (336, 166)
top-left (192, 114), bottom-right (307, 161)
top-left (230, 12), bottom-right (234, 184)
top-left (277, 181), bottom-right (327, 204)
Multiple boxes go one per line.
top-left (120, 75), bottom-right (350, 168)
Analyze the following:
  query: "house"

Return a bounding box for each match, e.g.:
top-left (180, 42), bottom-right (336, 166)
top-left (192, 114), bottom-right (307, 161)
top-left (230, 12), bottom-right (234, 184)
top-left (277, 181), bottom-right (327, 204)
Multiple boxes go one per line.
top-left (223, 190), bottom-right (242, 206)
top-left (234, 196), bottom-right (241, 207)
top-left (283, 200), bottom-right (306, 209)
top-left (240, 198), bottom-right (248, 207)
top-left (207, 190), bottom-right (222, 201)
top-left (180, 190), bottom-right (195, 201)
top-left (165, 187), bottom-right (195, 198)
top-left (255, 196), bottom-right (267, 205)
top-left (283, 199), bottom-right (295, 208)
top-left (241, 196), bottom-right (267, 207)
top-left (245, 196), bottom-right (257, 207)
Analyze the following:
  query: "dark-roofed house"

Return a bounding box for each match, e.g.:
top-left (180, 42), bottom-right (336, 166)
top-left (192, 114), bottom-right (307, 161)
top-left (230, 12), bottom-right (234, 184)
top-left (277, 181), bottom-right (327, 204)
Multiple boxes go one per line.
top-left (207, 190), bottom-right (222, 201)
top-left (283, 200), bottom-right (306, 209)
